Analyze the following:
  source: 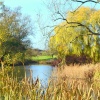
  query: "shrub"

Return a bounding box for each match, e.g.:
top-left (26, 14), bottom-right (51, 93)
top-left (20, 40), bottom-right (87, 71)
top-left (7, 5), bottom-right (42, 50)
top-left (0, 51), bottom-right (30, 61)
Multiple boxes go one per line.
top-left (65, 54), bottom-right (92, 65)
top-left (51, 58), bottom-right (62, 66)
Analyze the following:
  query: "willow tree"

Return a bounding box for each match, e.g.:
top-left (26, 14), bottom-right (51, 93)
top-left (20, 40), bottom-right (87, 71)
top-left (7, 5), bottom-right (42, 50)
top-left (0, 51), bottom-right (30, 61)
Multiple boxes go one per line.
top-left (49, 6), bottom-right (100, 62)
top-left (0, 2), bottom-right (32, 69)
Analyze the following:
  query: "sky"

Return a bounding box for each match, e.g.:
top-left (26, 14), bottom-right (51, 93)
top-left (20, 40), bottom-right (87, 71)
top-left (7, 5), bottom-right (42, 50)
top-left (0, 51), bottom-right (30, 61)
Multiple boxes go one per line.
top-left (2, 0), bottom-right (100, 50)
top-left (3, 0), bottom-right (50, 50)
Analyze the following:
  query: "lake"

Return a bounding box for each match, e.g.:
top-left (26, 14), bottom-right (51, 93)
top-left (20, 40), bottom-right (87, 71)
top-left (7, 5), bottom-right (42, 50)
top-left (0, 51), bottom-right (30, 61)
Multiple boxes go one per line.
top-left (16, 64), bottom-right (55, 87)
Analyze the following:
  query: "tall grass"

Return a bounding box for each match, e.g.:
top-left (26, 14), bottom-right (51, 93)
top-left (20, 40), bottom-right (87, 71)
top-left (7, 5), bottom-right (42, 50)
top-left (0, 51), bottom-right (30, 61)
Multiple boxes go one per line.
top-left (0, 64), bottom-right (100, 100)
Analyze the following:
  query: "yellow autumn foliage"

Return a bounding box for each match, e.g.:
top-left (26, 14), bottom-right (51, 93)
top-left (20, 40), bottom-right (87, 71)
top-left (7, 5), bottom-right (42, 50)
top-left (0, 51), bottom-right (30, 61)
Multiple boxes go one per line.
top-left (49, 6), bottom-right (100, 62)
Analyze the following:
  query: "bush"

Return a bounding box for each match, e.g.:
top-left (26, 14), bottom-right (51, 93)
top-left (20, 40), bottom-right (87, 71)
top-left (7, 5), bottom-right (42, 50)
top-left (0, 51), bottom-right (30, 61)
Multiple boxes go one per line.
top-left (51, 58), bottom-right (62, 66)
top-left (65, 54), bottom-right (92, 65)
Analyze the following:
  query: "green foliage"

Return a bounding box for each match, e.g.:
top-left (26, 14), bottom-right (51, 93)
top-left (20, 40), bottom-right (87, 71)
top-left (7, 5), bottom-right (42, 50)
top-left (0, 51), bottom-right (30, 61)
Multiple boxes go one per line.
top-left (0, 2), bottom-right (32, 67)
top-left (32, 55), bottom-right (56, 61)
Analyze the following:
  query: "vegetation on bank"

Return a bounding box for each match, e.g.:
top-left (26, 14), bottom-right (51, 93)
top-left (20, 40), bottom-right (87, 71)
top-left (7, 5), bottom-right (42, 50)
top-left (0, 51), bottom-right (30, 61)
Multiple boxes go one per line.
top-left (32, 55), bottom-right (57, 64)
top-left (49, 6), bottom-right (100, 64)
top-left (0, 64), bottom-right (100, 100)
top-left (0, 3), bottom-right (56, 67)
top-left (0, 2), bottom-right (33, 69)
top-left (32, 55), bottom-right (54, 61)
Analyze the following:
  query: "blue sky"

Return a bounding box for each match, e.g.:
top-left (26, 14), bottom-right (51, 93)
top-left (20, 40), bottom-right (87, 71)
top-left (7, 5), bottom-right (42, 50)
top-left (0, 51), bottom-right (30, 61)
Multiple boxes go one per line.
top-left (3, 0), bottom-right (100, 50)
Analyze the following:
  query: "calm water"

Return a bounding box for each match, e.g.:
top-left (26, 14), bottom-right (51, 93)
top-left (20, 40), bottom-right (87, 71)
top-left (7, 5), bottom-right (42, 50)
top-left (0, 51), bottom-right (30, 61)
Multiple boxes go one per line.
top-left (22, 64), bottom-right (54, 87)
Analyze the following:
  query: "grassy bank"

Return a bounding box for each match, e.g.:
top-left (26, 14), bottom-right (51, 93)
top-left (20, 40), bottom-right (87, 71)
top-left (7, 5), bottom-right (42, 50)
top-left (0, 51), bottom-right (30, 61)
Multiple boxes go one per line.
top-left (32, 55), bottom-right (57, 61)
top-left (32, 55), bottom-right (57, 64)
top-left (0, 64), bottom-right (100, 99)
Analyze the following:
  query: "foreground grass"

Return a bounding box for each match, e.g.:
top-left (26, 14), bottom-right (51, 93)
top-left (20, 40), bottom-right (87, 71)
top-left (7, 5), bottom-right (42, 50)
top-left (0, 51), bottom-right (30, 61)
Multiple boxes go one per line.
top-left (0, 64), bottom-right (100, 100)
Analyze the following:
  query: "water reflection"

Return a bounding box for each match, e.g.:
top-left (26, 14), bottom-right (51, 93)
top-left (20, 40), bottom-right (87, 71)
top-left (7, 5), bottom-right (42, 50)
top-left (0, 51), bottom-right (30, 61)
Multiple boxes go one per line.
top-left (25, 64), bottom-right (54, 87)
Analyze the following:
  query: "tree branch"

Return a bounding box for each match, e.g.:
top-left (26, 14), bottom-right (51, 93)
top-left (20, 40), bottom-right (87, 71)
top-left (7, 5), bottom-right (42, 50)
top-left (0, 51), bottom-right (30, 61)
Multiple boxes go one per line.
top-left (72, 0), bottom-right (99, 4)
top-left (56, 12), bottom-right (100, 35)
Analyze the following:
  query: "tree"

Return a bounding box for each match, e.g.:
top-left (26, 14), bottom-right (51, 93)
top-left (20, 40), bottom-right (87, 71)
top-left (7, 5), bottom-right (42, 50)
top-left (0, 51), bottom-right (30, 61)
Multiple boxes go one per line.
top-left (0, 2), bottom-right (33, 69)
top-left (49, 6), bottom-right (100, 63)
top-left (45, 0), bottom-right (100, 35)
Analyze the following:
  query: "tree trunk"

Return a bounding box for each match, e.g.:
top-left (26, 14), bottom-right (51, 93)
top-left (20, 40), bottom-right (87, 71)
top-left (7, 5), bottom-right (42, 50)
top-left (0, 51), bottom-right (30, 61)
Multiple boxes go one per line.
top-left (0, 56), bottom-right (4, 70)
top-left (1, 61), bottom-right (4, 71)
top-left (13, 63), bottom-right (15, 69)
top-left (22, 62), bottom-right (25, 66)
top-left (21, 61), bottom-right (25, 69)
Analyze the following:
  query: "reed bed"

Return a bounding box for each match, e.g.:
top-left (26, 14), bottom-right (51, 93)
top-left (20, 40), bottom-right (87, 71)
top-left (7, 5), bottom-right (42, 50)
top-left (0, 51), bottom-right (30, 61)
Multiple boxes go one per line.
top-left (0, 64), bottom-right (100, 100)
